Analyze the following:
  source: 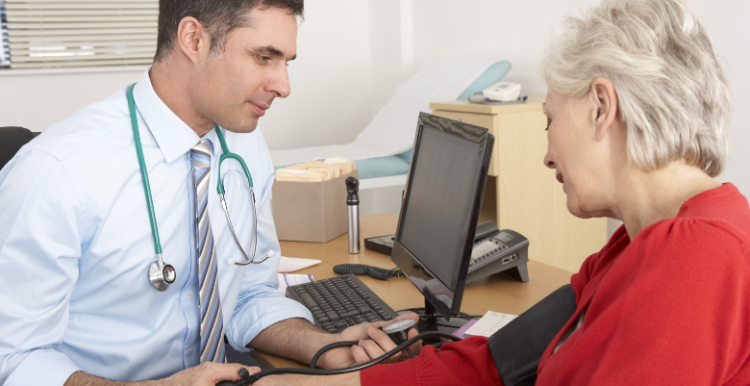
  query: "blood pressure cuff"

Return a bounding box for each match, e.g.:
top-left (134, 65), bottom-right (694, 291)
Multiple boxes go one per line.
top-left (487, 284), bottom-right (577, 386)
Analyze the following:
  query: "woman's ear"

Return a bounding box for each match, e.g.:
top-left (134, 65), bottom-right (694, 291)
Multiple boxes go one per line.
top-left (590, 78), bottom-right (619, 142)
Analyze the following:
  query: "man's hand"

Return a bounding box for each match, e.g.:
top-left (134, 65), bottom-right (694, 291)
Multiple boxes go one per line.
top-left (64, 364), bottom-right (261, 386)
top-left (162, 363), bottom-right (261, 386)
top-left (351, 324), bottom-right (420, 365)
top-left (317, 312), bottom-right (421, 369)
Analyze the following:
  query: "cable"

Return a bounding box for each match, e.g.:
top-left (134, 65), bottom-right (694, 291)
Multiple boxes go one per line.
top-left (309, 340), bottom-right (359, 369)
top-left (240, 332), bottom-right (461, 385)
top-left (333, 264), bottom-right (403, 281)
top-left (396, 308), bottom-right (483, 319)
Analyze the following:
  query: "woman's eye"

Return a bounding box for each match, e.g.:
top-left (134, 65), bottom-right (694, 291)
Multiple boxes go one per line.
top-left (545, 118), bottom-right (551, 131)
top-left (257, 56), bottom-right (271, 63)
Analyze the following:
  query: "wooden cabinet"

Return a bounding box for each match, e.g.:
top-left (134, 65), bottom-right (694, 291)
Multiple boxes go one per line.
top-left (430, 97), bottom-right (607, 273)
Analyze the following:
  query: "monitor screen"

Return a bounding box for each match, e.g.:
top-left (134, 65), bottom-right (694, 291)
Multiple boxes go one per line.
top-left (391, 112), bottom-right (493, 321)
top-left (398, 126), bottom-right (479, 290)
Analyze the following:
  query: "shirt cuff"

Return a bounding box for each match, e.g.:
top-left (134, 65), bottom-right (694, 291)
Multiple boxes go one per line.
top-left (227, 294), bottom-right (314, 352)
top-left (4, 349), bottom-right (80, 386)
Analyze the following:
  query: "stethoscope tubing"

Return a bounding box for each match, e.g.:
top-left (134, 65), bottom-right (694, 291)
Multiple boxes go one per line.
top-left (127, 82), bottom-right (269, 292)
top-left (128, 83), bottom-right (163, 256)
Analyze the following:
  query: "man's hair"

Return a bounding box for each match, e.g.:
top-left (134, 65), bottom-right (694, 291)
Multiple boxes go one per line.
top-left (154, 0), bottom-right (304, 61)
top-left (540, 0), bottom-right (732, 177)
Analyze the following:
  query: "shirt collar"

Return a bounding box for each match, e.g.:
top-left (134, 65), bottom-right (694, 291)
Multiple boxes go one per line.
top-left (132, 67), bottom-right (201, 163)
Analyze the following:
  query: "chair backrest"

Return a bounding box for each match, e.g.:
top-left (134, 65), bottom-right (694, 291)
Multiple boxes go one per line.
top-left (0, 126), bottom-right (39, 171)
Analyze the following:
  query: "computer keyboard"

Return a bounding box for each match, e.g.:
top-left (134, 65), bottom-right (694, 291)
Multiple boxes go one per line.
top-left (286, 274), bottom-right (398, 334)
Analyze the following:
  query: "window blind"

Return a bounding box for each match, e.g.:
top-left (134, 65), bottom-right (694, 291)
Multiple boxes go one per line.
top-left (1, 2), bottom-right (10, 67)
top-left (2, 0), bottom-right (157, 70)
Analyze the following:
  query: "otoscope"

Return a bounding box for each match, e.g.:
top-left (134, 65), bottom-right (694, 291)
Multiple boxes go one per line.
top-left (346, 176), bottom-right (360, 254)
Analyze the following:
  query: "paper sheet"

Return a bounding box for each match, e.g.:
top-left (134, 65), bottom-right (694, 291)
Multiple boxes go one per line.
top-left (278, 256), bottom-right (322, 273)
top-left (270, 59), bottom-right (499, 167)
top-left (278, 273), bottom-right (315, 295)
top-left (463, 311), bottom-right (518, 338)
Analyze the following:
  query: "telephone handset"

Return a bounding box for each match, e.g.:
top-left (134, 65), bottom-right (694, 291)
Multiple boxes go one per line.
top-left (363, 221), bottom-right (530, 283)
top-left (468, 221), bottom-right (530, 283)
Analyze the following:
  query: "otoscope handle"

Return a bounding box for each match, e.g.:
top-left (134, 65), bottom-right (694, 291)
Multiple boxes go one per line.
top-left (346, 177), bottom-right (360, 254)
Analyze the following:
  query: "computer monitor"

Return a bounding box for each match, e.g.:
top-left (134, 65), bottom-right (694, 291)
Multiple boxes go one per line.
top-left (391, 112), bottom-right (494, 324)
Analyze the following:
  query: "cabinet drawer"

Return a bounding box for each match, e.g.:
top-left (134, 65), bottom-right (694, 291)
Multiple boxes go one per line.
top-left (430, 110), bottom-right (498, 176)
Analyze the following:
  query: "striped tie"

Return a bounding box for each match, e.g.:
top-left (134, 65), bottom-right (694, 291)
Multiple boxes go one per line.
top-left (191, 139), bottom-right (225, 363)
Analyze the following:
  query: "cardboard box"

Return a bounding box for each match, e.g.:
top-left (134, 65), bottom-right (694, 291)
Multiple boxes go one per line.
top-left (272, 170), bottom-right (359, 243)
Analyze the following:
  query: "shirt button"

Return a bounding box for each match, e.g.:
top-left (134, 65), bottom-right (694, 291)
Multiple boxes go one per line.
top-left (187, 293), bottom-right (194, 300)
top-left (188, 347), bottom-right (195, 355)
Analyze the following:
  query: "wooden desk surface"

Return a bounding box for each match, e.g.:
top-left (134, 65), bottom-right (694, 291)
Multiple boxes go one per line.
top-left (250, 214), bottom-right (574, 369)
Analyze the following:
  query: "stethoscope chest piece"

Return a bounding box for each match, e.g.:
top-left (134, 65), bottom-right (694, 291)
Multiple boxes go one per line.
top-left (149, 258), bottom-right (176, 292)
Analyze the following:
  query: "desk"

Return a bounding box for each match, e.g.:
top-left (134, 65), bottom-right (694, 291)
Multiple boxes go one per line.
top-left (250, 214), bottom-right (574, 369)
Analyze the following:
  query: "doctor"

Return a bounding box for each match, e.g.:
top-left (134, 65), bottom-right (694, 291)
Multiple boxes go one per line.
top-left (0, 1), bottom-right (417, 385)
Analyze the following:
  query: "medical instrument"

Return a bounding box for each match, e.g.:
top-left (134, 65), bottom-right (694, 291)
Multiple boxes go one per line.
top-left (346, 177), bottom-right (360, 254)
top-left (127, 84), bottom-right (272, 292)
top-left (215, 329), bottom-right (460, 386)
top-left (332, 264), bottom-right (402, 281)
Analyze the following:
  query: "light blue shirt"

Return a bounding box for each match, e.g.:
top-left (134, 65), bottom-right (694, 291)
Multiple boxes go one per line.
top-left (0, 69), bottom-right (313, 385)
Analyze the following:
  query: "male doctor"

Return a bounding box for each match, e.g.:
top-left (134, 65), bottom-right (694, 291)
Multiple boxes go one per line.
top-left (0, 0), bottom-right (417, 385)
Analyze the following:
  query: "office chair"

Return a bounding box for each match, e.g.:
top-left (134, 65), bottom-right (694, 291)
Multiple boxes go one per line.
top-left (0, 126), bottom-right (40, 171)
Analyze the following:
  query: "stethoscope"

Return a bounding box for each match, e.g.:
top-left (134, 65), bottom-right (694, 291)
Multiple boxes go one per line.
top-left (127, 83), bottom-right (274, 292)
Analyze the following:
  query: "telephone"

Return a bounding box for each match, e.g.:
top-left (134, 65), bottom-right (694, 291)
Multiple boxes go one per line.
top-left (482, 81), bottom-right (522, 101)
top-left (468, 221), bottom-right (529, 283)
top-left (364, 221), bottom-right (530, 283)
top-left (467, 81), bottom-right (526, 104)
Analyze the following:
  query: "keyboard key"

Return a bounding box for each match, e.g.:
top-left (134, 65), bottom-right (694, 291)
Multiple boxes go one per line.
top-left (339, 310), bottom-right (359, 318)
top-left (326, 311), bottom-right (340, 320)
top-left (300, 293), bottom-right (318, 307)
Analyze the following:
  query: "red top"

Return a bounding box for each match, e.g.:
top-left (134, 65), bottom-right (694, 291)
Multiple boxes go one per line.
top-left (361, 183), bottom-right (750, 386)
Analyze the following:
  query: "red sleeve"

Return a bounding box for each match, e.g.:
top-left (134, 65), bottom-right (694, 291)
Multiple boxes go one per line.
top-left (360, 336), bottom-right (503, 386)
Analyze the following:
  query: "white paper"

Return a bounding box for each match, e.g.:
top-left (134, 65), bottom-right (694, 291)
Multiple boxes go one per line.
top-left (278, 273), bottom-right (315, 295)
top-left (270, 59), bottom-right (499, 167)
top-left (278, 256), bottom-right (322, 273)
top-left (463, 310), bottom-right (518, 338)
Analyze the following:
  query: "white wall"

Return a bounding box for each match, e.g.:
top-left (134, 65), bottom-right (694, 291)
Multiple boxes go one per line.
top-left (0, 67), bottom-right (144, 132)
top-left (407, 0), bottom-right (750, 197)
top-left (1, 0), bottom-right (748, 197)
top-left (0, 0), bottom-right (377, 153)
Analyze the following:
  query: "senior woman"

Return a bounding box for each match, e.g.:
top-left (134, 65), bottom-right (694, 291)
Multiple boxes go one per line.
top-left (253, 0), bottom-right (749, 384)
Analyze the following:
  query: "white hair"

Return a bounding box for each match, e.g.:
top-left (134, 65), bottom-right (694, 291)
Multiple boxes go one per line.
top-left (540, 0), bottom-right (733, 177)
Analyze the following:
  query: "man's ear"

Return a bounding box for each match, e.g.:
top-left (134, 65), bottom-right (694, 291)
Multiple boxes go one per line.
top-left (176, 17), bottom-right (209, 64)
top-left (589, 77), bottom-right (619, 142)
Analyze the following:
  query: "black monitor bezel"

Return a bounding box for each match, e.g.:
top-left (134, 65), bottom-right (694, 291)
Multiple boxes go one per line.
top-left (391, 112), bottom-right (494, 321)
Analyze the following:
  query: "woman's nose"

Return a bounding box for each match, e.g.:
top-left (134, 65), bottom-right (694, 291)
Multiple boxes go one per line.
top-left (543, 152), bottom-right (555, 169)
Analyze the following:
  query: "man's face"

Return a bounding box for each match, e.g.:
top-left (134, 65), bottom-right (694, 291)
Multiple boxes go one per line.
top-left (191, 6), bottom-right (298, 134)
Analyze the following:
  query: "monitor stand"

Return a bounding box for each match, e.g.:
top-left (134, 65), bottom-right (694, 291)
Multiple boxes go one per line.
top-left (413, 300), bottom-right (472, 344)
